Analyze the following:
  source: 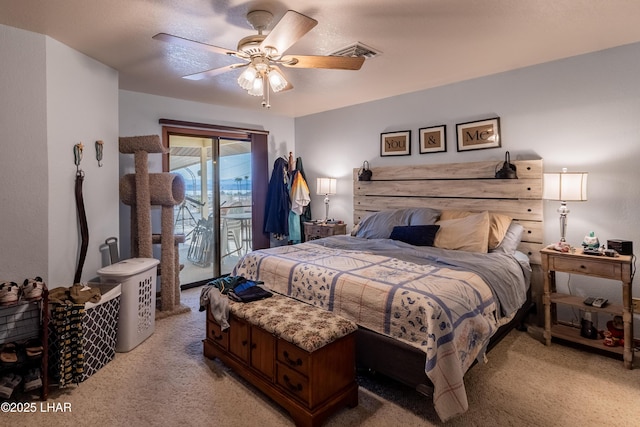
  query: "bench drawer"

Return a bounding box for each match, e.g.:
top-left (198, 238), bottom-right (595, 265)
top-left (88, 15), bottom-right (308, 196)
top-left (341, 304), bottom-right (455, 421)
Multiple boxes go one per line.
top-left (206, 319), bottom-right (228, 350)
top-left (277, 339), bottom-right (310, 376)
top-left (276, 363), bottom-right (310, 404)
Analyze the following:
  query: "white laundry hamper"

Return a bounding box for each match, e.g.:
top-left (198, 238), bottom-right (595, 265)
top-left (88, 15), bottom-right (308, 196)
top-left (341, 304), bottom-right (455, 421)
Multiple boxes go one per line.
top-left (97, 258), bottom-right (159, 352)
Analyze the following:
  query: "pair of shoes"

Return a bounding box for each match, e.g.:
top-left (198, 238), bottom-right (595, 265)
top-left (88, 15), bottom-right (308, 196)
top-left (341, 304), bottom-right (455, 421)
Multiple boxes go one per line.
top-left (0, 373), bottom-right (22, 398)
top-left (1, 340), bottom-right (44, 364)
top-left (24, 339), bottom-right (43, 359)
top-left (0, 342), bottom-right (18, 364)
top-left (0, 281), bottom-right (20, 305)
top-left (23, 368), bottom-right (42, 392)
top-left (21, 277), bottom-right (44, 301)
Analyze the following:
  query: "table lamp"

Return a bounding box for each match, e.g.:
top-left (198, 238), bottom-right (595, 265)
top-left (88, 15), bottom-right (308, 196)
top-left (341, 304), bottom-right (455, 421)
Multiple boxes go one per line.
top-left (316, 177), bottom-right (337, 223)
top-left (543, 168), bottom-right (588, 242)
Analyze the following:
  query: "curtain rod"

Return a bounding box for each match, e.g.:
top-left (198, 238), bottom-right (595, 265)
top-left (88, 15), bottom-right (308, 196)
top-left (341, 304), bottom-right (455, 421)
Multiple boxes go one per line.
top-left (159, 118), bottom-right (269, 135)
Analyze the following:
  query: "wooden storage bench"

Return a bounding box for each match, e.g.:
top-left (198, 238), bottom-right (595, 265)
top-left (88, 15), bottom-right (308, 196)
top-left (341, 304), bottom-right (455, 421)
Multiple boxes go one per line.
top-left (203, 293), bottom-right (359, 427)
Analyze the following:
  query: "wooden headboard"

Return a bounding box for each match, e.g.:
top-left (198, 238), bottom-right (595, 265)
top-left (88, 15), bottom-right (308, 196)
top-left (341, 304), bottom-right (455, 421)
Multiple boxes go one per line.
top-left (352, 159), bottom-right (544, 264)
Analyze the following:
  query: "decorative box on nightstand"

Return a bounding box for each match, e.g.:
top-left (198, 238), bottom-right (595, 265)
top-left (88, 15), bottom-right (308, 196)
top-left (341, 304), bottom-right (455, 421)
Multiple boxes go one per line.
top-left (541, 247), bottom-right (634, 369)
top-left (303, 222), bottom-right (347, 241)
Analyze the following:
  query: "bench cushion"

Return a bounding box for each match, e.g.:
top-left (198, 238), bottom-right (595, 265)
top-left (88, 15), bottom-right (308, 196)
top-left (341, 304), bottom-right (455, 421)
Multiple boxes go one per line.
top-left (230, 293), bottom-right (357, 352)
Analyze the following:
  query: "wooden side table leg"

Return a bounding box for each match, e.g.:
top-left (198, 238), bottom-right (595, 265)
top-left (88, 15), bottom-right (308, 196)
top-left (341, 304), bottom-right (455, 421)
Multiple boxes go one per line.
top-left (622, 280), bottom-right (634, 369)
top-left (543, 267), bottom-right (554, 346)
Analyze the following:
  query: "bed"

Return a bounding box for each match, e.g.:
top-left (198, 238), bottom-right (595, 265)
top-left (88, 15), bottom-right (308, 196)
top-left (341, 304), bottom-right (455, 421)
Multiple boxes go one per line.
top-left (232, 159), bottom-right (543, 421)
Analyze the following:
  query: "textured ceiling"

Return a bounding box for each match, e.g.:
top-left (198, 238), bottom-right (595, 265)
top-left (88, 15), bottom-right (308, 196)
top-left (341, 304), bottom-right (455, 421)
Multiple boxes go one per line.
top-left (2, 0), bottom-right (640, 117)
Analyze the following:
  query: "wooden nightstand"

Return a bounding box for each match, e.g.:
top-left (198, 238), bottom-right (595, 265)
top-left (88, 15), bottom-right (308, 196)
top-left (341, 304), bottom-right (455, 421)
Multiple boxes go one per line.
top-left (541, 247), bottom-right (634, 369)
top-left (303, 222), bottom-right (347, 241)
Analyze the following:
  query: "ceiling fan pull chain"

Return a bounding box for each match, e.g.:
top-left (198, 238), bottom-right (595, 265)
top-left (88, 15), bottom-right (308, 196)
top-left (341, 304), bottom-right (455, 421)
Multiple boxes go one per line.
top-left (262, 76), bottom-right (271, 108)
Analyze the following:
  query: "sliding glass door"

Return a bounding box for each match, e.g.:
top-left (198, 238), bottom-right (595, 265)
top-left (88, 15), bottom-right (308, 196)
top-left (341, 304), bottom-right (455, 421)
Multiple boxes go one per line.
top-left (218, 139), bottom-right (253, 275)
top-left (165, 129), bottom-right (264, 286)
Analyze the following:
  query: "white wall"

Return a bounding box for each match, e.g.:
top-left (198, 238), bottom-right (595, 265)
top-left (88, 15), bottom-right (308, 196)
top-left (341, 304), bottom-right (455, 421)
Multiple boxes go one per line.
top-left (0, 25), bottom-right (48, 281)
top-left (0, 24), bottom-right (119, 287)
top-left (295, 42), bottom-right (640, 336)
top-left (117, 90), bottom-right (295, 259)
top-left (45, 37), bottom-right (119, 286)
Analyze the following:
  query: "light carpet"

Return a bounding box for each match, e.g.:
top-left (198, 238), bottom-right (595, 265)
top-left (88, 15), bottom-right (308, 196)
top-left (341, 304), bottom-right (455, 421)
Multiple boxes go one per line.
top-left (5, 287), bottom-right (639, 426)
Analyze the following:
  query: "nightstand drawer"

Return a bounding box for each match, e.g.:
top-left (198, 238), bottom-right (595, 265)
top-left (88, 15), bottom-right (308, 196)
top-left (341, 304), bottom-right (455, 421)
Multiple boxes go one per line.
top-left (551, 257), bottom-right (619, 279)
top-left (303, 222), bottom-right (347, 241)
top-left (305, 225), bottom-right (332, 238)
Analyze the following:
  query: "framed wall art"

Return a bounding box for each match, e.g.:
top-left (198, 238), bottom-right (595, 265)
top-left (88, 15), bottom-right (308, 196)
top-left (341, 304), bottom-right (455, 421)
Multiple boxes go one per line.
top-left (419, 125), bottom-right (446, 154)
top-left (456, 117), bottom-right (501, 152)
top-left (380, 130), bottom-right (411, 156)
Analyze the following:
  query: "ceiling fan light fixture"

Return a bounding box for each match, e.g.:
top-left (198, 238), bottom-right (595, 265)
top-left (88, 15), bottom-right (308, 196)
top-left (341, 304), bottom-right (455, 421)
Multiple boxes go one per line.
top-left (237, 66), bottom-right (258, 90)
top-left (268, 68), bottom-right (288, 92)
top-left (248, 75), bottom-right (264, 96)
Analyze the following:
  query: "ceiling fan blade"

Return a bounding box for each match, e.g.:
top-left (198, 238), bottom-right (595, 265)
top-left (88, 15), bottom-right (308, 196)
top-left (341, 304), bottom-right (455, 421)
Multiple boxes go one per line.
top-left (153, 32), bottom-right (241, 57)
top-left (260, 10), bottom-right (318, 55)
top-left (281, 55), bottom-right (365, 70)
top-left (183, 63), bottom-right (248, 81)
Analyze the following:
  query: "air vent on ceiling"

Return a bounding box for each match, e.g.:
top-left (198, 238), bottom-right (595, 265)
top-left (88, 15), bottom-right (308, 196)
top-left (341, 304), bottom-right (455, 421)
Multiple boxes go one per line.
top-left (330, 42), bottom-right (381, 59)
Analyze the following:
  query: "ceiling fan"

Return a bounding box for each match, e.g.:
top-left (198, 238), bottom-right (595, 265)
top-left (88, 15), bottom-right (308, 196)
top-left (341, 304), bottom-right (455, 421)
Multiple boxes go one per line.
top-left (153, 9), bottom-right (365, 108)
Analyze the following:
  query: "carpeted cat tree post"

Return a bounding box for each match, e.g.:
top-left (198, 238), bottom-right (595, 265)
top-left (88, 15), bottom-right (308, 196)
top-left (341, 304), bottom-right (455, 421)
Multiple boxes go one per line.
top-left (119, 135), bottom-right (188, 313)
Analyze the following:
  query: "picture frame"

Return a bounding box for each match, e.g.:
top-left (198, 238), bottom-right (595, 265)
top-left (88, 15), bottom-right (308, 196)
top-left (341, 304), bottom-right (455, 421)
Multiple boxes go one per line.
top-left (456, 117), bottom-right (501, 152)
top-left (380, 130), bottom-right (411, 156)
top-left (419, 125), bottom-right (446, 154)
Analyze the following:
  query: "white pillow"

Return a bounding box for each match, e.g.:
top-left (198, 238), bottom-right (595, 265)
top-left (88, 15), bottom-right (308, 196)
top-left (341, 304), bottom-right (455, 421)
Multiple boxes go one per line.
top-left (490, 222), bottom-right (525, 255)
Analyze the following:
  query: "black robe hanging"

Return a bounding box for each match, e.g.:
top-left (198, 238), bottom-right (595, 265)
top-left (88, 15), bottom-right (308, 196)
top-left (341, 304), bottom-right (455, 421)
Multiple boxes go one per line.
top-left (263, 157), bottom-right (291, 236)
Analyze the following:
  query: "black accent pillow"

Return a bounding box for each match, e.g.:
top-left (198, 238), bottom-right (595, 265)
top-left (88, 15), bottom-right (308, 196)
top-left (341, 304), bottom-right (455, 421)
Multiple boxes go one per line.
top-left (389, 225), bottom-right (440, 247)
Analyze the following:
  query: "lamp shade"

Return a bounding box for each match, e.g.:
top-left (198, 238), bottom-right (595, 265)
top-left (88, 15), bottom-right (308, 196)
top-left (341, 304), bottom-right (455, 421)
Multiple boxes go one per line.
top-left (543, 171), bottom-right (588, 201)
top-left (316, 177), bottom-right (337, 195)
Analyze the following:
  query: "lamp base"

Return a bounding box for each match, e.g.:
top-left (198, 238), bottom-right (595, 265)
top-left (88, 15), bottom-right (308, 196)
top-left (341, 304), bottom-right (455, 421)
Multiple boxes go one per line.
top-left (324, 196), bottom-right (330, 223)
top-left (558, 202), bottom-right (570, 243)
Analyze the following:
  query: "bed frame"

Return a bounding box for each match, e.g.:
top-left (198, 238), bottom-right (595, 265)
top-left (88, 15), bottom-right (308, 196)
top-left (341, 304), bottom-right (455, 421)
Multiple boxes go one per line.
top-left (351, 158), bottom-right (544, 393)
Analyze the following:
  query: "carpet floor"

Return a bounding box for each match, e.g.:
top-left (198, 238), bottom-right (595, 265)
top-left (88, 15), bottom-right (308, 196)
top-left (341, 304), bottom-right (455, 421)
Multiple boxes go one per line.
top-left (4, 287), bottom-right (639, 426)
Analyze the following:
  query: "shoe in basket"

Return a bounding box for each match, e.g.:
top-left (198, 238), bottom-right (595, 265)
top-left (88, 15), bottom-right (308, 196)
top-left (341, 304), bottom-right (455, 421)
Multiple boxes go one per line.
top-left (21, 276), bottom-right (45, 301)
top-left (0, 281), bottom-right (19, 305)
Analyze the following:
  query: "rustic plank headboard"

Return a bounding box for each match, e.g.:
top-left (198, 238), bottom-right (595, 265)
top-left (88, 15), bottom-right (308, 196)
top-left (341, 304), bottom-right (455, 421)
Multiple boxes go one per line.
top-left (352, 159), bottom-right (544, 264)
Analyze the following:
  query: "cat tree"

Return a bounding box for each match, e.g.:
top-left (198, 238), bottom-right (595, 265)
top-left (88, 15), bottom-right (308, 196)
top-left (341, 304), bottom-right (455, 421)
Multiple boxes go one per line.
top-left (119, 135), bottom-right (187, 313)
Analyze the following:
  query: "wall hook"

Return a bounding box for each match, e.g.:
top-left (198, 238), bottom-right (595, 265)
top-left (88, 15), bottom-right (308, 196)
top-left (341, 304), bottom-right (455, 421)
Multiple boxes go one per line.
top-left (95, 140), bottom-right (104, 167)
top-left (74, 142), bottom-right (84, 175)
